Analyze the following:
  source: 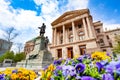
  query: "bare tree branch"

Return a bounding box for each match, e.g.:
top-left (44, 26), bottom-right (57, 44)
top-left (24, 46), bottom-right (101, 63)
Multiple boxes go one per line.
top-left (3, 27), bottom-right (19, 50)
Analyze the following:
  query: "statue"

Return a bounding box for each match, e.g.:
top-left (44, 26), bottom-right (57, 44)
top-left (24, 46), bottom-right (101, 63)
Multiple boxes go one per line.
top-left (17, 23), bottom-right (53, 69)
top-left (45, 36), bottom-right (49, 48)
top-left (38, 23), bottom-right (46, 36)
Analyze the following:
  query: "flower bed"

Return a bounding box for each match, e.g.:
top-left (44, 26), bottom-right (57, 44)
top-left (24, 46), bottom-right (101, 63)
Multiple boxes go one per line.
top-left (0, 67), bottom-right (38, 80)
top-left (40, 51), bottom-right (120, 80)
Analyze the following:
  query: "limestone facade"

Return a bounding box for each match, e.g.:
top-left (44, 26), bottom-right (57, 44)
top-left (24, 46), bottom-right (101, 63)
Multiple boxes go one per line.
top-left (24, 39), bottom-right (35, 55)
top-left (49, 9), bottom-right (114, 59)
top-left (105, 28), bottom-right (120, 48)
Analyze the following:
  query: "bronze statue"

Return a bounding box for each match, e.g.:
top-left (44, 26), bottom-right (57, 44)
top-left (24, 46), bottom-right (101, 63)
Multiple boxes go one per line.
top-left (45, 36), bottom-right (49, 48)
top-left (38, 23), bottom-right (46, 36)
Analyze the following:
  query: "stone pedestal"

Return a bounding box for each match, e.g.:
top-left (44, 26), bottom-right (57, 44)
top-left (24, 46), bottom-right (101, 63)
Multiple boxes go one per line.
top-left (16, 36), bottom-right (53, 70)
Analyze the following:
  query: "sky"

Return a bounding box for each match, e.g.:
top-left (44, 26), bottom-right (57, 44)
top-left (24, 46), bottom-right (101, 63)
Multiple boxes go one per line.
top-left (0, 0), bottom-right (120, 52)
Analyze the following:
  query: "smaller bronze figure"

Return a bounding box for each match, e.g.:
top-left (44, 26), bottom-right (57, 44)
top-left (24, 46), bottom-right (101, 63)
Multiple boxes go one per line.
top-left (45, 36), bottom-right (49, 48)
top-left (38, 23), bottom-right (46, 36)
top-left (28, 54), bottom-right (39, 60)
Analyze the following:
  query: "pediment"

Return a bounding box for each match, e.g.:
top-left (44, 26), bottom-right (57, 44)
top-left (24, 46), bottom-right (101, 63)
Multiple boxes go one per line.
top-left (51, 9), bottom-right (89, 26)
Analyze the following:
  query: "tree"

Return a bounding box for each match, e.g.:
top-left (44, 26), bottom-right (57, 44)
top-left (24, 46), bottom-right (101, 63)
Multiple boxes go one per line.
top-left (0, 54), bottom-right (5, 63)
top-left (3, 27), bottom-right (19, 50)
top-left (14, 52), bottom-right (26, 62)
top-left (16, 43), bottom-right (24, 53)
top-left (113, 34), bottom-right (120, 54)
top-left (0, 51), bottom-right (14, 62)
top-left (4, 51), bottom-right (14, 59)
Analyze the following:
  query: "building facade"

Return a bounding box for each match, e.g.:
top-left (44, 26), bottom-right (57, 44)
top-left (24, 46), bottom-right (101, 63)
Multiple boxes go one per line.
top-left (24, 38), bottom-right (36, 55)
top-left (49, 9), bottom-right (113, 59)
top-left (24, 9), bottom-right (120, 59)
top-left (105, 28), bottom-right (120, 47)
top-left (0, 39), bottom-right (12, 55)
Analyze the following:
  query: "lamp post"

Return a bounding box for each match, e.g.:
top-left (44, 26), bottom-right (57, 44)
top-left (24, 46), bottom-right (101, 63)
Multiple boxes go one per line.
top-left (25, 59), bottom-right (28, 68)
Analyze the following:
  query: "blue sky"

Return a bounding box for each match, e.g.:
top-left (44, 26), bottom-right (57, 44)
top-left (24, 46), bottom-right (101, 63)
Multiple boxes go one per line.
top-left (0, 0), bottom-right (120, 52)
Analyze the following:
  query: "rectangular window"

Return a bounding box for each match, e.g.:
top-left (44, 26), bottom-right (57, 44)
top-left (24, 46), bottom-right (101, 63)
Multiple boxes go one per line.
top-left (69, 27), bottom-right (72, 31)
top-left (79, 45), bottom-right (86, 55)
top-left (78, 24), bottom-right (82, 28)
top-left (60, 39), bottom-right (63, 44)
top-left (102, 49), bottom-right (106, 52)
top-left (61, 30), bottom-right (63, 33)
top-left (106, 35), bottom-right (109, 39)
top-left (109, 42), bottom-right (113, 47)
top-left (57, 49), bottom-right (62, 58)
top-left (99, 39), bottom-right (105, 46)
top-left (79, 36), bottom-right (85, 40)
top-left (96, 28), bottom-right (100, 33)
top-left (69, 37), bottom-right (73, 42)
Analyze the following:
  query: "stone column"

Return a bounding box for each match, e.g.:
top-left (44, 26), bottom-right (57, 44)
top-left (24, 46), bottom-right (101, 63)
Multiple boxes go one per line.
top-left (54, 28), bottom-right (57, 46)
top-left (65, 29), bottom-right (68, 43)
top-left (72, 21), bottom-right (76, 42)
top-left (57, 32), bottom-right (60, 45)
top-left (52, 29), bottom-right (54, 45)
top-left (76, 31), bottom-right (79, 41)
top-left (62, 47), bottom-right (67, 59)
top-left (82, 18), bottom-right (89, 39)
top-left (63, 25), bottom-right (66, 44)
top-left (54, 49), bottom-right (58, 59)
top-left (86, 17), bottom-right (94, 38)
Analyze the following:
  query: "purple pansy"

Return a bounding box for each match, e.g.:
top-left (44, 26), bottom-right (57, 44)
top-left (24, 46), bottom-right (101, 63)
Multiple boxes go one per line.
top-left (77, 57), bottom-right (83, 62)
top-left (53, 59), bottom-right (62, 65)
top-left (62, 65), bottom-right (75, 77)
top-left (102, 73), bottom-right (114, 80)
top-left (12, 69), bottom-right (18, 73)
top-left (54, 66), bottom-right (62, 76)
top-left (81, 76), bottom-right (96, 80)
top-left (75, 63), bottom-right (85, 74)
top-left (116, 61), bottom-right (120, 69)
top-left (116, 68), bottom-right (120, 76)
top-left (96, 62), bottom-right (104, 72)
top-left (76, 75), bottom-right (81, 79)
top-left (0, 74), bottom-right (5, 80)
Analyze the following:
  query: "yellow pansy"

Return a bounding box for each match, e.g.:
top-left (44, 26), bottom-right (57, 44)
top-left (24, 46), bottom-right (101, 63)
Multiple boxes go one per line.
top-left (91, 51), bottom-right (111, 61)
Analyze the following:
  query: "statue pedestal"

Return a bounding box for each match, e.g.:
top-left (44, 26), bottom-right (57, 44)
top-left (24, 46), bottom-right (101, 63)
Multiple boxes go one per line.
top-left (16, 36), bottom-right (53, 70)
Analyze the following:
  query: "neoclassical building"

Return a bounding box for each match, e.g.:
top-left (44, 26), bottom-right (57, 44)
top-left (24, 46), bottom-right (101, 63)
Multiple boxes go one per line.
top-left (24, 9), bottom-right (120, 59)
top-left (49, 9), bottom-right (113, 59)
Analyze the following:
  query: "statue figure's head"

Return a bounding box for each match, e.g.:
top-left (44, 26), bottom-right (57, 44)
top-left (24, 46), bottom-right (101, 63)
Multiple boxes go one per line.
top-left (43, 23), bottom-right (45, 26)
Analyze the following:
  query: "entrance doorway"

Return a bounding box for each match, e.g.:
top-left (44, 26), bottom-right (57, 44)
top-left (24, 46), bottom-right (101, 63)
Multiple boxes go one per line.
top-left (67, 47), bottom-right (73, 58)
top-left (79, 45), bottom-right (86, 55)
top-left (57, 49), bottom-right (62, 58)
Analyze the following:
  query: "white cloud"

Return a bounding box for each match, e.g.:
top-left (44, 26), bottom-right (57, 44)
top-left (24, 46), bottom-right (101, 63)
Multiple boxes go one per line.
top-left (0, 0), bottom-right (89, 52)
top-left (103, 23), bottom-right (120, 31)
top-left (0, 29), bottom-right (5, 39)
top-left (66, 0), bottom-right (89, 10)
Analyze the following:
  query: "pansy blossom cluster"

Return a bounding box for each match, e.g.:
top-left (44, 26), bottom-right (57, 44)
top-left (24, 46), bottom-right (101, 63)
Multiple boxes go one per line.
top-left (0, 68), bottom-right (38, 80)
top-left (40, 51), bottom-right (120, 80)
